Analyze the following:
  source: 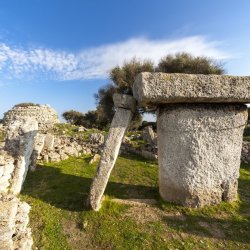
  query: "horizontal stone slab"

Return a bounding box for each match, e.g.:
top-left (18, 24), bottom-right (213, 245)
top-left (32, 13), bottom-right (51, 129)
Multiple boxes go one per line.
top-left (133, 73), bottom-right (250, 105)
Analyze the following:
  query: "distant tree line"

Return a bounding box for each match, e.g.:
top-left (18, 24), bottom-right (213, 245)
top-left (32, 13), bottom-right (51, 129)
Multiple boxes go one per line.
top-left (63, 52), bottom-right (225, 130)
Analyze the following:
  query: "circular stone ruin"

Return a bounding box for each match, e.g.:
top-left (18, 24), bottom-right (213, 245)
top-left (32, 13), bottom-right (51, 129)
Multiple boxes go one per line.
top-left (3, 104), bottom-right (59, 131)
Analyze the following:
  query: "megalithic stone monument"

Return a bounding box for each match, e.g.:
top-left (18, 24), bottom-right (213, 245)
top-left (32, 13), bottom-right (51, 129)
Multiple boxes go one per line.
top-left (88, 93), bottom-right (136, 211)
top-left (133, 73), bottom-right (249, 207)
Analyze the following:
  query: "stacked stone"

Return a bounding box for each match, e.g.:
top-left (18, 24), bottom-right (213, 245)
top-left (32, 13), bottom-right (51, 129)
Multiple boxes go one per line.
top-left (30, 132), bottom-right (104, 165)
top-left (0, 119), bottom-right (37, 249)
top-left (133, 73), bottom-right (249, 208)
top-left (3, 104), bottom-right (59, 131)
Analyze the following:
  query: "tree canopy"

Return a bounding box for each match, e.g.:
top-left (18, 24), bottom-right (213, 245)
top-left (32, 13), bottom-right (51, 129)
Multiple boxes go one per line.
top-left (156, 53), bottom-right (225, 75)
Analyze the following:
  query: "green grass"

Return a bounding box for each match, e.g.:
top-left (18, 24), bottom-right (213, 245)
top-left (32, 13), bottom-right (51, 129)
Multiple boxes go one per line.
top-left (20, 155), bottom-right (250, 250)
top-left (51, 123), bottom-right (106, 141)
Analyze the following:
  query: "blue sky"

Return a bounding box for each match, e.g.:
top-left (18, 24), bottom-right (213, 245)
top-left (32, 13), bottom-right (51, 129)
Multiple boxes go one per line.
top-left (0, 0), bottom-right (250, 119)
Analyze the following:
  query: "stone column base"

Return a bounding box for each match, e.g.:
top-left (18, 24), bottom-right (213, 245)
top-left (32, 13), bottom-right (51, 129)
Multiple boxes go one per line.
top-left (157, 104), bottom-right (247, 207)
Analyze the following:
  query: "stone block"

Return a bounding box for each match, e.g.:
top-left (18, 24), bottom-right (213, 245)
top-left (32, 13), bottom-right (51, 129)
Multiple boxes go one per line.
top-left (157, 104), bottom-right (248, 207)
top-left (133, 72), bottom-right (250, 105)
top-left (44, 134), bottom-right (54, 150)
top-left (113, 93), bottom-right (137, 112)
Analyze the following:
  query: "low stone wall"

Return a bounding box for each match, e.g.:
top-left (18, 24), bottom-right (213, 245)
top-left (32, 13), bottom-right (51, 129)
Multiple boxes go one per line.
top-left (121, 144), bottom-right (157, 161)
top-left (31, 132), bottom-right (104, 165)
top-left (3, 104), bottom-right (59, 131)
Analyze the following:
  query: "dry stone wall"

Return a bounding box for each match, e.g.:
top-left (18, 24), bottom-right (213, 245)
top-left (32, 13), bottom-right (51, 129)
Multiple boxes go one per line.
top-left (3, 104), bottom-right (59, 131)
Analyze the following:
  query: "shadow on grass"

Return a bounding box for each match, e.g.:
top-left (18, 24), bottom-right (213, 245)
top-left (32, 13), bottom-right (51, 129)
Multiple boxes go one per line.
top-left (21, 162), bottom-right (158, 212)
top-left (163, 164), bottom-right (250, 244)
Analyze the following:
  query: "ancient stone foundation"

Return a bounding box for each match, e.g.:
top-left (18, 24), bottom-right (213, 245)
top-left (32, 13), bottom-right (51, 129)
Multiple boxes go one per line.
top-left (133, 72), bottom-right (249, 207)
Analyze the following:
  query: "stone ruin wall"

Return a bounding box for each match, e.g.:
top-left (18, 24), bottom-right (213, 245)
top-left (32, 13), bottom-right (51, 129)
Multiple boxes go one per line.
top-left (0, 119), bottom-right (37, 250)
top-left (3, 104), bottom-right (59, 131)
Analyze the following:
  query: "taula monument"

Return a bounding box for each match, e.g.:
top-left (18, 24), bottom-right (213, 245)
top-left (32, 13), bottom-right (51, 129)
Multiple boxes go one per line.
top-left (89, 73), bottom-right (249, 211)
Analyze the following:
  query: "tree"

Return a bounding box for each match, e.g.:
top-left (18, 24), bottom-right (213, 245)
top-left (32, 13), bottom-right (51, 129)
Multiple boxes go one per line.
top-left (156, 52), bottom-right (224, 75)
top-left (62, 110), bottom-right (84, 125)
top-left (95, 59), bottom-right (154, 129)
top-left (94, 84), bottom-right (116, 129)
top-left (110, 58), bottom-right (154, 94)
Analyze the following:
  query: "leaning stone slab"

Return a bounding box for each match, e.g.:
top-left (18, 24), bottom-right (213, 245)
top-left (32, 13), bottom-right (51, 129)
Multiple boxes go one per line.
top-left (89, 108), bottom-right (133, 211)
top-left (157, 104), bottom-right (248, 207)
top-left (89, 94), bottom-right (136, 211)
top-left (133, 72), bottom-right (250, 105)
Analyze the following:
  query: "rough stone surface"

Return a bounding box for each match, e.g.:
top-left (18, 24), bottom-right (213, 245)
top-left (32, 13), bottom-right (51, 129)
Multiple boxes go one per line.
top-left (241, 141), bottom-right (250, 163)
top-left (142, 126), bottom-right (156, 146)
top-left (3, 104), bottom-right (59, 131)
top-left (89, 154), bottom-right (101, 164)
top-left (89, 108), bottom-right (133, 211)
top-left (4, 119), bottom-right (38, 194)
top-left (89, 133), bottom-right (105, 145)
top-left (43, 134), bottom-right (55, 150)
top-left (157, 104), bottom-right (248, 207)
top-left (0, 152), bottom-right (15, 192)
top-left (0, 194), bottom-right (33, 250)
top-left (133, 72), bottom-right (250, 105)
top-left (113, 93), bottom-right (137, 112)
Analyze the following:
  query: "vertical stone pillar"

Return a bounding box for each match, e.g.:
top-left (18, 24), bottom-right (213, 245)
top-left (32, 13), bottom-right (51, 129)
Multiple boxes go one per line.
top-left (88, 94), bottom-right (136, 211)
top-left (157, 104), bottom-right (247, 207)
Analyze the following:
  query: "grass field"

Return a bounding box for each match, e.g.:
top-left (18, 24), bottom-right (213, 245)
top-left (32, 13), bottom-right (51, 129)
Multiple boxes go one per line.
top-left (20, 154), bottom-right (250, 250)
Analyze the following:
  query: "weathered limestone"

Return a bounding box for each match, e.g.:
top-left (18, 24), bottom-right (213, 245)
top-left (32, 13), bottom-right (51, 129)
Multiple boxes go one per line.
top-left (89, 133), bottom-right (105, 145)
top-left (5, 119), bottom-right (38, 194)
top-left (133, 72), bottom-right (249, 207)
top-left (157, 104), bottom-right (247, 207)
top-left (0, 194), bottom-right (33, 250)
top-left (142, 126), bottom-right (156, 146)
top-left (3, 104), bottom-right (59, 131)
top-left (0, 119), bottom-right (37, 249)
top-left (89, 94), bottom-right (136, 211)
top-left (133, 72), bottom-right (250, 105)
top-left (113, 93), bottom-right (137, 112)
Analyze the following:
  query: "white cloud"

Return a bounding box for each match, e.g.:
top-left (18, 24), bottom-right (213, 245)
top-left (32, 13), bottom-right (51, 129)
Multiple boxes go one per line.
top-left (0, 36), bottom-right (229, 81)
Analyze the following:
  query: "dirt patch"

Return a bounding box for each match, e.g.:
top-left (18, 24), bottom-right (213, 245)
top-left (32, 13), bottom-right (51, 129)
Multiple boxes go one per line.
top-left (62, 218), bottom-right (98, 250)
top-left (113, 198), bottom-right (187, 224)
